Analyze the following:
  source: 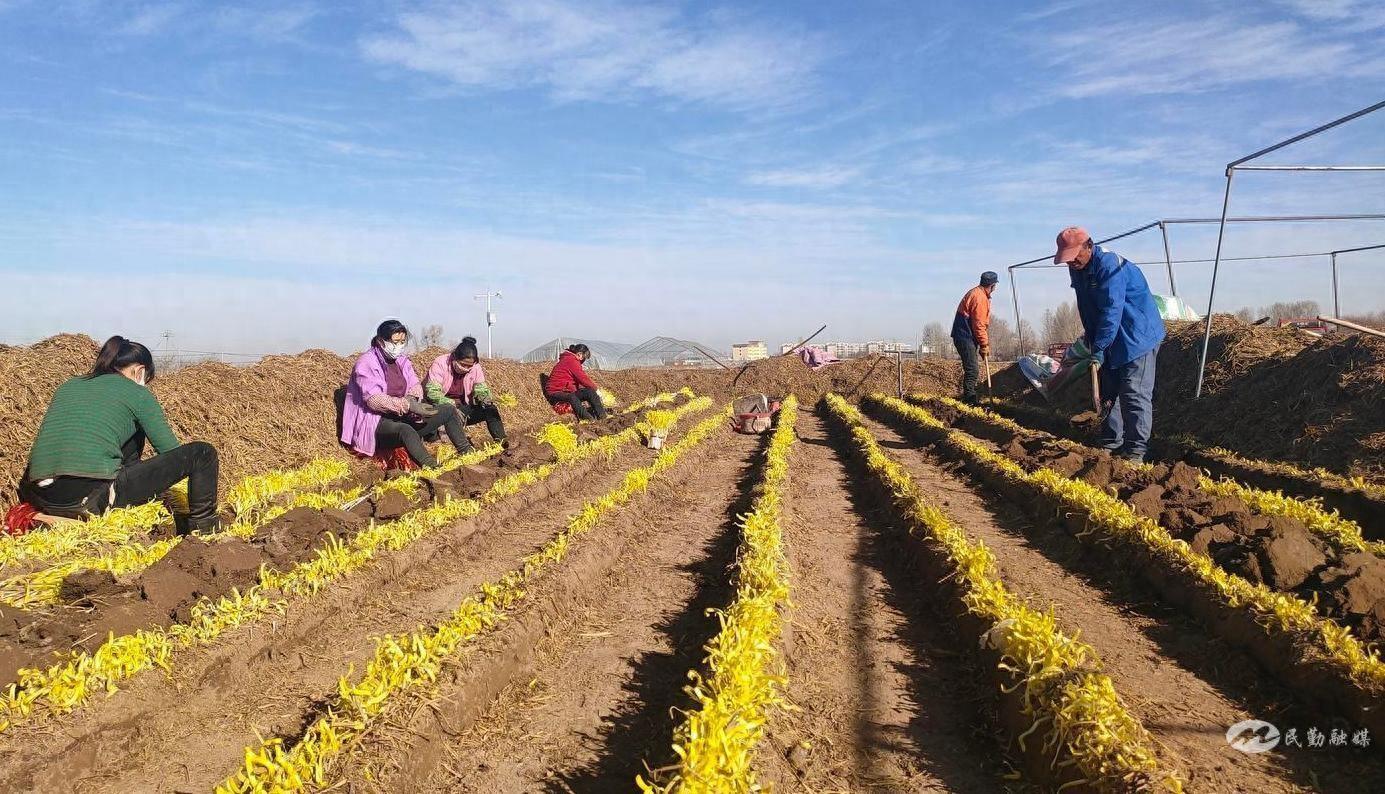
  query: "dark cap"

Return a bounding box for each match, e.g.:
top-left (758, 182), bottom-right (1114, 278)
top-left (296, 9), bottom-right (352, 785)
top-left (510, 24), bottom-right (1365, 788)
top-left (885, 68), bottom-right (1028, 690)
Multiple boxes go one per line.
top-left (980, 271), bottom-right (999, 286)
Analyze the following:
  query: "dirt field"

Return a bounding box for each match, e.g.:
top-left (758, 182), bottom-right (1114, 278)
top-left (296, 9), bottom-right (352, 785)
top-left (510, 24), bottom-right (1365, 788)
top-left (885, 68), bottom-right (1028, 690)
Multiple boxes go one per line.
top-left (0, 331), bottom-right (1383, 792)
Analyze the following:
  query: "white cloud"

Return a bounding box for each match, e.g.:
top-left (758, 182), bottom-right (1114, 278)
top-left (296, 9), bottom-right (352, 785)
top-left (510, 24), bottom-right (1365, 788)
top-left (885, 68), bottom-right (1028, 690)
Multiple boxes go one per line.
top-left (1042, 13), bottom-right (1382, 98)
top-left (360, 0), bottom-right (822, 110)
top-left (118, 2), bottom-right (184, 36)
top-left (213, 4), bottom-right (319, 42)
top-left (746, 166), bottom-right (860, 189)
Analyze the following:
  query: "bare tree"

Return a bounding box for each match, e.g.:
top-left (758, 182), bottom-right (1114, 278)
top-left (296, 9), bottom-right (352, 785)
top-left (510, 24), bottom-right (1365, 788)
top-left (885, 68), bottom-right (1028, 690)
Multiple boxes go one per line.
top-left (1233, 301), bottom-right (1322, 325)
top-left (988, 317), bottom-right (1015, 361)
top-left (920, 322), bottom-right (949, 358)
top-left (1342, 310), bottom-right (1385, 330)
top-left (1018, 319), bottom-right (1037, 356)
top-left (416, 324), bottom-right (445, 351)
top-left (1041, 302), bottom-right (1084, 345)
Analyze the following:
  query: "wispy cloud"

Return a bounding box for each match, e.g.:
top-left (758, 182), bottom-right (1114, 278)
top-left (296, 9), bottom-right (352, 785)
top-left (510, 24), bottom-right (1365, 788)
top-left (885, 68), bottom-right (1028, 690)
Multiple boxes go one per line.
top-left (118, 2), bottom-right (184, 36)
top-left (360, 0), bottom-right (823, 110)
top-left (1041, 12), bottom-right (1383, 98)
top-left (745, 165), bottom-right (860, 189)
top-left (213, 4), bottom-right (319, 42)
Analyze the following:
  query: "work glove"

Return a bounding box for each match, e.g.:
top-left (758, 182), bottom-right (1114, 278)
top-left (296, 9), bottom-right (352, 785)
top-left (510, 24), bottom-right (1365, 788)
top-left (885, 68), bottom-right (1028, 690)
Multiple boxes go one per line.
top-left (406, 397), bottom-right (438, 418)
top-left (978, 343), bottom-right (990, 357)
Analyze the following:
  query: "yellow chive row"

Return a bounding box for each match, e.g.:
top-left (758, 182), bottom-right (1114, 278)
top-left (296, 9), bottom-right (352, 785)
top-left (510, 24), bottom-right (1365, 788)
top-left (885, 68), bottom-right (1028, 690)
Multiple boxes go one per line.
top-left (919, 394), bottom-right (1378, 559)
top-left (842, 395), bottom-right (1175, 791)
top-left (639, 396), bottom-right (798, 794)
top-left (217, 402), bottom-right (730, 793)
top-left (0, 396), bottom-right (711, 735)
top-left (0, 458), bottom-right (353, 574)
top-left (624, 387), bottom-right (697, 415)
top-left (981, 397), bottom-right (1382, 499)
top-left (0, 448), bottom-right (507, 608)
top-left (867, 395), bottom-right (1385, 693)
top-left (1199, 477), bottom-right (1383, 557)
top-left (1201, 446), bottom-right (1383, 499)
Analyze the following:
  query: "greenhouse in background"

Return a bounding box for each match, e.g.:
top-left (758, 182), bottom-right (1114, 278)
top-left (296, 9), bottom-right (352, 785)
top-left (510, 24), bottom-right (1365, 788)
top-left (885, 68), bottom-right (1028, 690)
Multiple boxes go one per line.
top-left (519, 338), bottom-right (634, 370)
top-left (520, 336), bottom-right (726, 369)
top-left (616, 336), bottom-right (726, 369)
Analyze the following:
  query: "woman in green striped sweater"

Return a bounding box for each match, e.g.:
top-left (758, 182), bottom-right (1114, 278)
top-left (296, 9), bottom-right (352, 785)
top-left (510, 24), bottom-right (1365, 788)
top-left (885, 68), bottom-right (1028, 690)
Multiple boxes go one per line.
top-left (20, 336), bottom-right (221, 533)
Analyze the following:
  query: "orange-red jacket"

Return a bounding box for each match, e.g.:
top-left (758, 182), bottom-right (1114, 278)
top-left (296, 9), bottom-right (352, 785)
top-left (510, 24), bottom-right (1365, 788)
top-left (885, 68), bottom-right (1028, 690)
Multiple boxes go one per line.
top-left (545, 350), bottom-right (597, 395)
top-left (950, 286), bottom-right (991, 347)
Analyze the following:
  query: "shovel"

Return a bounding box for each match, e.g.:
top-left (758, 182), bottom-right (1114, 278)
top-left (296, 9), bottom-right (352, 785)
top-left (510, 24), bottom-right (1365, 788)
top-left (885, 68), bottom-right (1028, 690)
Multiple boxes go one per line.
top-left (983, 352), bottom-right (993, 394)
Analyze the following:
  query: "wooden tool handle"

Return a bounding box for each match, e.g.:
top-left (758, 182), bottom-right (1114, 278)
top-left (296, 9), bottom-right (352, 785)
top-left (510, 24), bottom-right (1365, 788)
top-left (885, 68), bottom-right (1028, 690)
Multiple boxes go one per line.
top-left (1089, 362), bottom-right (1101, 414)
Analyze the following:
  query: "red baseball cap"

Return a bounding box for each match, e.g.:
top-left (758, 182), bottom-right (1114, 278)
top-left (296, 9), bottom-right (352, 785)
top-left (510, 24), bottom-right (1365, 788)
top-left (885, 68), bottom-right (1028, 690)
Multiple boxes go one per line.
top-left (1054, 226), bottom-right (1090, 264)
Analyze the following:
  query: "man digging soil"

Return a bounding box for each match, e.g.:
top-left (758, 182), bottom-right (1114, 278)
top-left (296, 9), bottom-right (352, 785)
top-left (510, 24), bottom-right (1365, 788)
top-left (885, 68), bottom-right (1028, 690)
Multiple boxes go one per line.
top-left (1054, 226), bottom-right (1166, 463)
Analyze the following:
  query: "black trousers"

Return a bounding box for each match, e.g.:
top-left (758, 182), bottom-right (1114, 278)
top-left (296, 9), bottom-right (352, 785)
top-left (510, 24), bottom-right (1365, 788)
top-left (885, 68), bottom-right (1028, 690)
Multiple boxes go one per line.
top-left (375, 402), bottom-right (469, 467)
top-left (22, 434), bottom-right (220, 531)
top-left (953, 337), bottom-right (980, 403)
top-left (549, 387), bottom-right (606, 420)
top-left (456, 401), bottom-right (506, 442)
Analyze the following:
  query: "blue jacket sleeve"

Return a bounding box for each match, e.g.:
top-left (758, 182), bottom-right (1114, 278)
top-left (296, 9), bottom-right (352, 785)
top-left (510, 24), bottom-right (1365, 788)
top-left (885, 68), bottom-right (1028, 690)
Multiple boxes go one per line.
top-left (1089, 266), bottom-right (1126, 354)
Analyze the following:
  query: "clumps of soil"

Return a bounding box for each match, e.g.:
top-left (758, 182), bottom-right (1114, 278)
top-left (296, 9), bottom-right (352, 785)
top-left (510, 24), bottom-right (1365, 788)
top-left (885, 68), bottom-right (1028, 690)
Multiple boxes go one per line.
top-left (1006, 435), bottom-right (1385, 642)
top-left (433, 465), bottom-right (503, 501)
top-left (993, 316), bottom-right (1385, 482)
top-left (494, 438), bottom-right (557, 470)
top-left (138, 537), bottom-right (266, 622)
top-left (252, 507), bottom-right (367, 568)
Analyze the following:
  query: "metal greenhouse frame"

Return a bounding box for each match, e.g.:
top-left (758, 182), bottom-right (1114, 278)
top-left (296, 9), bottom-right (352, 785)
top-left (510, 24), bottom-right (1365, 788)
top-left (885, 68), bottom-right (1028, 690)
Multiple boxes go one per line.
top-left (1194, 99), bottom-right (1385, 397)
top-left (1005, 214), bottom-right (1385, 355)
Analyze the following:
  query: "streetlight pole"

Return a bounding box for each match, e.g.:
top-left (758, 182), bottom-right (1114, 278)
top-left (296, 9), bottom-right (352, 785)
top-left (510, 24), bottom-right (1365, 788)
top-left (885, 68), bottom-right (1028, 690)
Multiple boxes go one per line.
top-left (473, 290), bottom-right (502, 358)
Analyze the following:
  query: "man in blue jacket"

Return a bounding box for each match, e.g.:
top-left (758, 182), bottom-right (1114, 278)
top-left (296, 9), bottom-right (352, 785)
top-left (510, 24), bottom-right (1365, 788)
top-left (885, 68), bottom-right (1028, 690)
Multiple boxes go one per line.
top-left (1054, 227), bottom-right (1166, 462)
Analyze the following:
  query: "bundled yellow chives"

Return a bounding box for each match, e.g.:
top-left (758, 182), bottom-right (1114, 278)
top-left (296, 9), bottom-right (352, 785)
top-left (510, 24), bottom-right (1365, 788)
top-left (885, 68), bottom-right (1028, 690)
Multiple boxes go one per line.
top-left (839, 395), bottom-right (1176, 791)
top-left (0, 395), bottom-right (710, 736)
top-left (218, 403), bottom-right (729, 793)
top-left (641, 396), bottom-right (798, 794)
top-left (870, 395), bottom-right (1385, 693)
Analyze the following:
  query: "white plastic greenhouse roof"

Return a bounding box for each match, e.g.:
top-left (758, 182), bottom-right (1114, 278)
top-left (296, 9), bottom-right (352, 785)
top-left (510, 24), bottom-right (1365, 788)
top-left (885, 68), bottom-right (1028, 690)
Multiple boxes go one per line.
top-left (519, 338), bottom-right (634, 370)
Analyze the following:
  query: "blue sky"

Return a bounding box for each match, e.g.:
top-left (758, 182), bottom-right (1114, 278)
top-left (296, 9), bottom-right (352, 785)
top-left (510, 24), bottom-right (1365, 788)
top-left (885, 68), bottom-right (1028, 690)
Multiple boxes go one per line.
top-left (2, 0), bottom-right (1383, 357)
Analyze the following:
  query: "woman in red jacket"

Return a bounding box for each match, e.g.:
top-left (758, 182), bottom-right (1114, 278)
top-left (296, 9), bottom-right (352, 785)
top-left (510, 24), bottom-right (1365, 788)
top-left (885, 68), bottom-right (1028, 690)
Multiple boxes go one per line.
top-left (545, 344), bottom-right (607, 419)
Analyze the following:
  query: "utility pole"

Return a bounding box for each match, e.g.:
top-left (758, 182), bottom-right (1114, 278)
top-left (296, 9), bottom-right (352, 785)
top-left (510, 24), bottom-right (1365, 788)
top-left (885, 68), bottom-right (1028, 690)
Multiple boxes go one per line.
top-left (473, 290), bottom-right (502, 358)
top-left (160, 330), bottom-right (176, 371)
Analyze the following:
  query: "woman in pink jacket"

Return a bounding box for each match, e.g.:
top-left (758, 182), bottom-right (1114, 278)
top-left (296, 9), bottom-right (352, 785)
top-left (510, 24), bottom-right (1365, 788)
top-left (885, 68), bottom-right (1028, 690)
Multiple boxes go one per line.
top-left (424, 336), bottom-right (506, 445)
top-left (340, 320), bottom-right (472, 467)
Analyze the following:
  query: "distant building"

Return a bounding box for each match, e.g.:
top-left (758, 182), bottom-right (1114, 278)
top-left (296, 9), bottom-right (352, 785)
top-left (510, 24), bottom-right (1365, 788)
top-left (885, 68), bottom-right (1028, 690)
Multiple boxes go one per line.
top-left (822, 340), bottom-right (914, 359)
top-left (730, 340), bottom-right (769, 362)
top-left (779, 340), bottom-right (915, 357)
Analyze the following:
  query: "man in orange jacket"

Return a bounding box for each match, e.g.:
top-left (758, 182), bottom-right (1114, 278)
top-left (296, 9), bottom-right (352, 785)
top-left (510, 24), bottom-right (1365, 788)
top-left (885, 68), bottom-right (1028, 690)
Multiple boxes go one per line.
top-left (950, 271), bottom-right (999, 404)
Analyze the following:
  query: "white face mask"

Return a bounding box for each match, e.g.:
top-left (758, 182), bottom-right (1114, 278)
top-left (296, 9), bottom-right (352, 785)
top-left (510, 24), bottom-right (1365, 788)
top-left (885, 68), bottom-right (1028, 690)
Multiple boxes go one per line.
top-left (138, 371), bottom-right (147, 387)
top-left (381, 341), bottom-right (407, 359)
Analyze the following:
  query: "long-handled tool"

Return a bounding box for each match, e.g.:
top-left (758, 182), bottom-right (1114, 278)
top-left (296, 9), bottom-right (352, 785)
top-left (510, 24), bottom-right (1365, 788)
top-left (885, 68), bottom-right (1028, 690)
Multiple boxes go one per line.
top-left (983, 352), bottom-right (993, 393)
top-left (1088, 361), bottom-right (1101, 415)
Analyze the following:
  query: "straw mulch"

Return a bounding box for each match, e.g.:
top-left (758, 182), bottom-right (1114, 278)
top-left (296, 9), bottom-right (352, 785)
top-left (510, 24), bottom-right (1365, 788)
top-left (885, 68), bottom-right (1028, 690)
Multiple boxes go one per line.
top-left (0, 337), bottom-right (961, 505)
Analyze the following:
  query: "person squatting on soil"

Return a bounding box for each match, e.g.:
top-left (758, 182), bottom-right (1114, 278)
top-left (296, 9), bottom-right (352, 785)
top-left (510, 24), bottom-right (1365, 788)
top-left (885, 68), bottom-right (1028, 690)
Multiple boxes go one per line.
top-left (951, 271), bottom-right (999, 404)
top-left (424, 335), bottom-right (506, 445)
top-left (341, 320), bottom-right (473, 468)
top-left (545, 343), bottom-right (608, 420)
top-left (1055, 226), bottom-right (1166, 463)
top-left (20, 336), bottom-right (222, 532)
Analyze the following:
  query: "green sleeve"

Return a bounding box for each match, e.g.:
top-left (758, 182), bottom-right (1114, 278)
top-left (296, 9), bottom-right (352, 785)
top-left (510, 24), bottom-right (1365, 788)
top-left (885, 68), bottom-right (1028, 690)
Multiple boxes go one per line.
top-left (425, 381), bottom-right (455, 406)
top-left (134, 390), bottom-right (181, 453)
